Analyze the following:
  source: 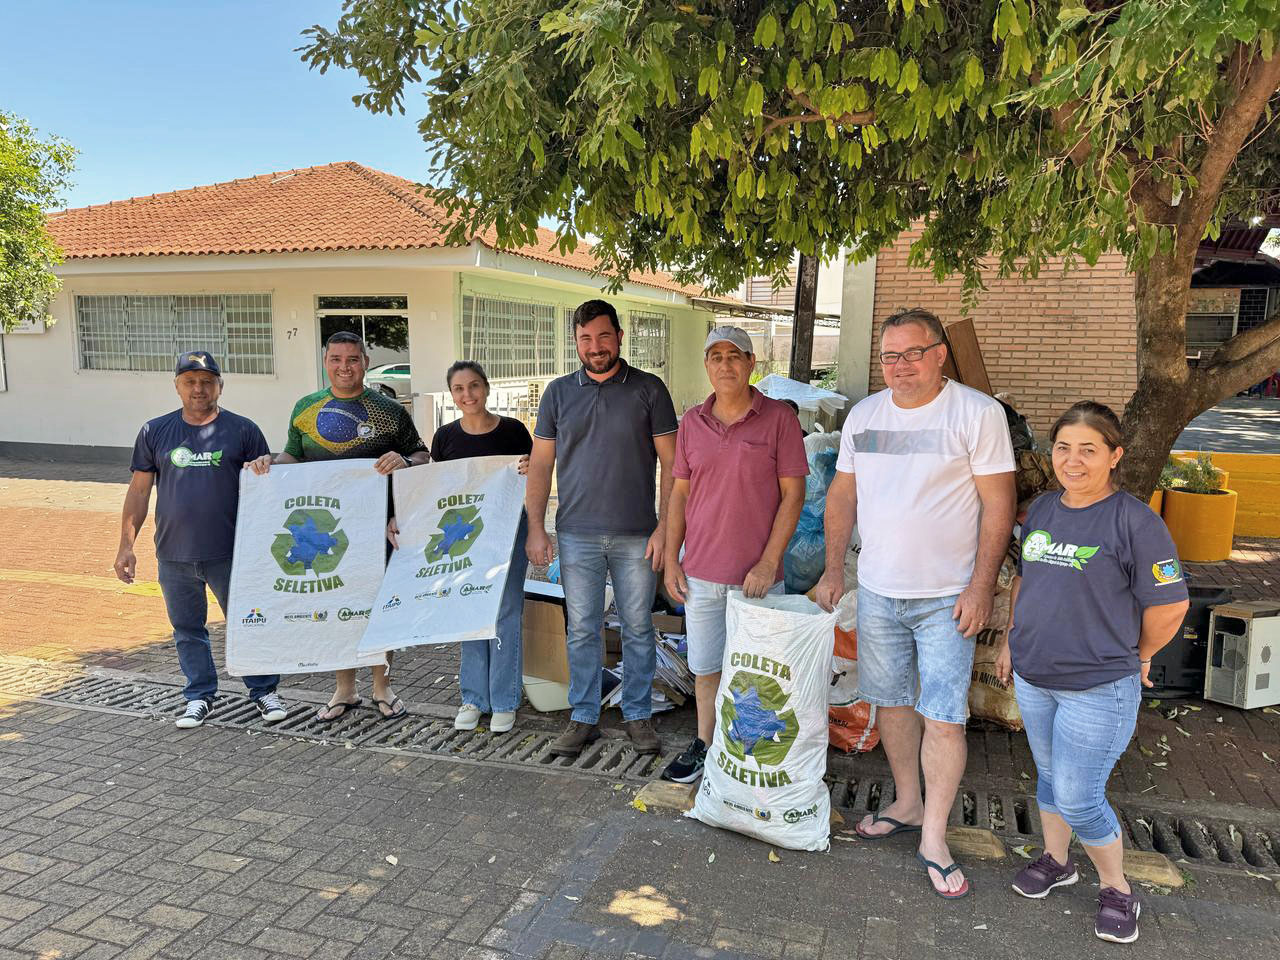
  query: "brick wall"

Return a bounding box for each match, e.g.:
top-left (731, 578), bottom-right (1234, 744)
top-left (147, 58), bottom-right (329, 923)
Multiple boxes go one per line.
top-left (870, 229), bottom-right (1138, 437)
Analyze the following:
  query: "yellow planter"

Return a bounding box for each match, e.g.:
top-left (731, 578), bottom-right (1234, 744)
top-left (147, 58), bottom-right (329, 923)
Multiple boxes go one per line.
top-left (1161, 488), bottom-right (1238, 563)
top-left (1148, 489), bottom-right (1164, 515)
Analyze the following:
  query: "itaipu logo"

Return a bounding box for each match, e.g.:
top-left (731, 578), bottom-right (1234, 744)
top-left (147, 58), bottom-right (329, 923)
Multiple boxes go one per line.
top-left (270, 496), bottom-right (348, 594)
top-left (419, 493), bottom-right (486, 577)
top-left (170, 446), bottom-right (222, 468)
top-left (714, 653), bottom-right (799, 789)
top-left (1021, 530), bottom-right (1100, 571)
top-left (241, 608), bottom-right (267, 625)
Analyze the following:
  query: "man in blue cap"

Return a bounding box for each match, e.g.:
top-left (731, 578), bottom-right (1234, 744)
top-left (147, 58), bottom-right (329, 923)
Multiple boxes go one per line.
top-left (114, 351), bottom-right (288, 729)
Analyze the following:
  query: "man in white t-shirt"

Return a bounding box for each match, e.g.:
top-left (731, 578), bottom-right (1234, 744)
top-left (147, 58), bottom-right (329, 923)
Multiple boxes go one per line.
top-left (815, 308), bottom-right (1015, 900)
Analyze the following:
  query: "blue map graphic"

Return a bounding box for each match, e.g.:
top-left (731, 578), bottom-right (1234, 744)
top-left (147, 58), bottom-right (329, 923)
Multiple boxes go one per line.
top-left (285, 514), bottom-right (340, 571)
top-left (438, 515), bottom-right (476, 554)
top-left (729, 686), bottom-right (788, 756)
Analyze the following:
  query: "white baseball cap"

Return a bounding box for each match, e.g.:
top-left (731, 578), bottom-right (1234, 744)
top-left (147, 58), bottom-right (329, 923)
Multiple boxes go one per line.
top-left (704, 325), bottom-right (754, 355)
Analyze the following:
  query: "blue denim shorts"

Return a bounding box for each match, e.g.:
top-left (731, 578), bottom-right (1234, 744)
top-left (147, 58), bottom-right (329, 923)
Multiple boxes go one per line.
top-left (683, 577), bottom-right (784, 676)
top-left (855, 584), bottom-right (975, 725)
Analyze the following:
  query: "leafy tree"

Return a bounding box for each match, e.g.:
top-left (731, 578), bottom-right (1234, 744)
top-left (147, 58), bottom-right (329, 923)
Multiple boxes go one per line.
top-left (0, 113), bottom-right (75, 333)
top-left (301, 0), bottom-right (1280, 493)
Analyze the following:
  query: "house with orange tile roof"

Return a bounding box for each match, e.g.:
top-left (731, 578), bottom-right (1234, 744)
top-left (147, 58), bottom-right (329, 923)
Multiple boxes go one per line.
top-left (0, 161), bottom-right (714, 457)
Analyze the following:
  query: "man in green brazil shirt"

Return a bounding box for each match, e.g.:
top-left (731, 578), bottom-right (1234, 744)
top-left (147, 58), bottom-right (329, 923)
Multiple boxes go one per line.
top-left (247, 331), bottom-right (430, 721)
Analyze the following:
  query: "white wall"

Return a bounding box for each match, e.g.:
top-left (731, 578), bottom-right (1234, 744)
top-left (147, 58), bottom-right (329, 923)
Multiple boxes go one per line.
top-left (0, 255), bottom-right (458, 452)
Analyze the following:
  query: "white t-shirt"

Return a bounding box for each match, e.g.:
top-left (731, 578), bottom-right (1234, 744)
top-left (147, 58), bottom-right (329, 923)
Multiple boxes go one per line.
top-left (836, 380), bottom-right (1014, 599)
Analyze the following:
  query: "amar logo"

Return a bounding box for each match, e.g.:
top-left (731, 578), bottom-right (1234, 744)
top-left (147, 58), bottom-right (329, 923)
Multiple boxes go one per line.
top-left (1152, 558), bottom-right (1183, 585)
top-left (1022, 530), bottom-right (1100, 571)
top-left (425, 506), bottom-right (484, 562)
top-left (170, 446), bottom-right (223, 468)
top-left (271, 509), bottom-right (348, 576)
top-left (719, 671), bottom-right (799, 767)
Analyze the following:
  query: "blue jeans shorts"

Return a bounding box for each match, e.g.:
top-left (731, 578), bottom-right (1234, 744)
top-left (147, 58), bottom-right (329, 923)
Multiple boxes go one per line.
top-left (684, 577), bottom-right (784, 676)
top-left (855, 584), bottom-right (974, 725)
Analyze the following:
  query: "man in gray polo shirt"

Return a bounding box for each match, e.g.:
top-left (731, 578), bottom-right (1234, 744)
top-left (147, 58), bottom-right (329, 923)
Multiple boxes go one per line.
top-left (527, 298), bottom-right (678, 757)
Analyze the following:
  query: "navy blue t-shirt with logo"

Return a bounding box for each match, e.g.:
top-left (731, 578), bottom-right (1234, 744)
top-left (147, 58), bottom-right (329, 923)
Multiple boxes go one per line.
top-left (1011, 490), bottom-right (1189, 691)
top-left (130, 409), bottom-right (271, 562)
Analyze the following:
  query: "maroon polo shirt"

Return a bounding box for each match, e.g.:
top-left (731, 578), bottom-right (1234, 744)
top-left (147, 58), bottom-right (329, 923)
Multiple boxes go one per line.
top-left (673, 388), bottom-right (809, 585)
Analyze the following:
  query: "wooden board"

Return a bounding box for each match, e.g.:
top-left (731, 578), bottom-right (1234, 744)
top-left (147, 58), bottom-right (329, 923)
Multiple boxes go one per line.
top-left (941, 317), bottom-right (993, 395)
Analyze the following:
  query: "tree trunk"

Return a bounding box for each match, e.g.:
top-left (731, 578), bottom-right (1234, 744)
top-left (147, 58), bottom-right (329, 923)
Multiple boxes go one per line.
top-left (1117, 255), bottom-right (1200, 497)
top-left (788, 254), bottom-right (819, 381)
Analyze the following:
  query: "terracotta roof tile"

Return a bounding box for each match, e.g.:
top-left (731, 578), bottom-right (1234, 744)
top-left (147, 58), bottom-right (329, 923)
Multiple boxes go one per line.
top-left (46, 161), bottom-right (699, 296)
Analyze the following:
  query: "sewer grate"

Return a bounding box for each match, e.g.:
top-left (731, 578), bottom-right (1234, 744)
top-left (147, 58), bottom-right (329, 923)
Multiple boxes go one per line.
top-left (829, 776), bottom-right (1280, 876)
top-left (0, 656), bottom-right (671, 784)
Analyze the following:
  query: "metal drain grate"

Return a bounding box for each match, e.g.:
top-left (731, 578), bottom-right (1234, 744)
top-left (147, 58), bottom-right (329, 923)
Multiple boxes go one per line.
top-left (829, 776), bottom-right (1280, 875)
top-left (0, 657), bottom-right (670, 784)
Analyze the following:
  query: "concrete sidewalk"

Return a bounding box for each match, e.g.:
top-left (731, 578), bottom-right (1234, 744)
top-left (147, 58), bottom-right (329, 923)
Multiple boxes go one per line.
top-left (1, 701), bottom-right (1278, 960)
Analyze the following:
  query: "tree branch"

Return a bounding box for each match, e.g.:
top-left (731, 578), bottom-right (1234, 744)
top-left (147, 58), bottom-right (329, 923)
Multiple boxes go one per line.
top-left (762, 90), bottom-right (874, 137)
top-left (1179, 44), bottom-right (1280, 243)
top-left (1200, 311), bottom-right (1280, 396)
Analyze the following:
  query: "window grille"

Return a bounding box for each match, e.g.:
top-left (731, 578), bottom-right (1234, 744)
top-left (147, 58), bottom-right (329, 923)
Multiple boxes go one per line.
top-left (1185, 314), bottom-right (1235, 353)
top-left (460, 295), bottom-right (557, 380)
top-left (628, 310), bottom-right (671, 376)
top-left (75, 294), bottom-right (273, 374)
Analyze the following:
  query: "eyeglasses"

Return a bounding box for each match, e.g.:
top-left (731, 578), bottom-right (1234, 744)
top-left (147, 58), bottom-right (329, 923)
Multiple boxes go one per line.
top-left (879, 342), bottom-right (943, 365)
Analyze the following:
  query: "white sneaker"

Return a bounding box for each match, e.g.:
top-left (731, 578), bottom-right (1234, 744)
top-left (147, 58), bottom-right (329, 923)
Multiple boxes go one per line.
top-left (175, 699), bottom-right (211, 729)
top-left (490, 711), bottom-right (516, 733)
top-left (454, 704), bottom-right (482, 730)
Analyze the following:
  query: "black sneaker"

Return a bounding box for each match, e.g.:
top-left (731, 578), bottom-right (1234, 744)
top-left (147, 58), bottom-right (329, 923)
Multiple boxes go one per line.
top-left (661, 737), bottom-right (707, 783)
top-left (175, 699), bottom-right (211, 729)
top-left (254, 692), bottom-right (287, 723)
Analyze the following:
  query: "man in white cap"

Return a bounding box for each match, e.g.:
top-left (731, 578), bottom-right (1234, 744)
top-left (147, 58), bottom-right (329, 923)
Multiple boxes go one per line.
top-left (661, 326), bottom-right (808, 782)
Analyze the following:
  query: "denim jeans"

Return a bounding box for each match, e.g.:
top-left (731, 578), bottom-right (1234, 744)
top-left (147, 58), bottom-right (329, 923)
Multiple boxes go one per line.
top-left (1013, 671), bottom-right (1141, 846)
top-left (459, 515), bottom-right (529, 713)
top-left (156, 558), bottom-right (278, 703)
top-left (684, 577), bottom-right (784, 676)
top-left (855, 585), bottom-right (975, 725)
top-left (557, 531), bottom-right (657, 723)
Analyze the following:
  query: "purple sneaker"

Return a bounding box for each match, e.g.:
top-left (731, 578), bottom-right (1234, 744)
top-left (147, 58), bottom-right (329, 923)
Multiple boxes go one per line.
top-left (1011, 852), bottom-right (1079, 899)
top-left (1095, 887), bottom-right (1141, 943)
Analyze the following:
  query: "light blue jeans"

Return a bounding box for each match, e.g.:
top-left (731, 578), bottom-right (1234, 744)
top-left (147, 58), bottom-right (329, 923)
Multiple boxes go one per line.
top-left (459, 516), bottom-right (529, 714)
top-left (557, 531), bottom-right (657, 724)
top-left (157, 558), bottom-right (278, 703)
top-left (855, 585), bottom-right (974, 725)
top-left (1013, 671), bottom-right (1141, 846)
top-left (684, 577), bottom-right (784, 676)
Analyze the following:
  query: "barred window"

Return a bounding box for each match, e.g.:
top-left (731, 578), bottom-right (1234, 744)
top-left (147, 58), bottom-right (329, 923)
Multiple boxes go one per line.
top-left (75, 294), bottom-right (273, 374)
top-left (460, 294), bottom-right (558, 380)
top-left (627, 310), bottom-right (671, 376)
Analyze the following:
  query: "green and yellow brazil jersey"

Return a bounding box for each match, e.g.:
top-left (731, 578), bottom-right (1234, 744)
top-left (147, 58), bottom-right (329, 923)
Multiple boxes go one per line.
top-left (283, 388), bottom-right (427, 461)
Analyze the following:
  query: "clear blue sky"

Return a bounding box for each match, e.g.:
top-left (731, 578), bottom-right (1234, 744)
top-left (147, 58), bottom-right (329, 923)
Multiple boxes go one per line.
top-left (1, 1), bottom-right (430, 209)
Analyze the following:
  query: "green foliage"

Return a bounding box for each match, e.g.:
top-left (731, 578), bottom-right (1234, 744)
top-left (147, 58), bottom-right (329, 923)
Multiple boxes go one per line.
top-left (0, 114), bottom-right (75, 333)
top-left (300, 0), bottom-right (1280, 296)
top-left (1162, 452), bottom-right (1226, 495)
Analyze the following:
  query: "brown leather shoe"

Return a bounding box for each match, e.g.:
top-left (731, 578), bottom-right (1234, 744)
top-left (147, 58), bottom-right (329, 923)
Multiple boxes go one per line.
top-left (624, 718), bottom-right (661, 755)
top-left (550, 720), bottom-right (600, 757)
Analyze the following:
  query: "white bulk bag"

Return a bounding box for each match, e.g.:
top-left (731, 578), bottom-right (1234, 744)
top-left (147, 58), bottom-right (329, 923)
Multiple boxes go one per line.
top-left (687, 591), bottom-right (837, 851)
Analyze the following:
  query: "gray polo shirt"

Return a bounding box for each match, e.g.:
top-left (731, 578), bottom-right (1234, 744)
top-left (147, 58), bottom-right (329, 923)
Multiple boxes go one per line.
top-left (534, 360), bottom-right (678, 536)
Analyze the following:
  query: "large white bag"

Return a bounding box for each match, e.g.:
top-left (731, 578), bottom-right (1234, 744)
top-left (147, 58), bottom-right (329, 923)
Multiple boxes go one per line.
top-left (227, 460), bottom-right (389, 675)
top-left (687, 591), bottom-right (837, 851)
top-left (358, 456), bottom-right (525, 654)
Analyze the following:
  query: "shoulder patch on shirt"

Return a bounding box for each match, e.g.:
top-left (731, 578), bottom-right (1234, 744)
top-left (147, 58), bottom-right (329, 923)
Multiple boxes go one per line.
top-left (1152, 559), bottom-right (1183, 585)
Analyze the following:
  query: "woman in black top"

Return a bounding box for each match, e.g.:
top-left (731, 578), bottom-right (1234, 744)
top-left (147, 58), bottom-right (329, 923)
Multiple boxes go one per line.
top-left (428, 361), bottom-right (531, 733)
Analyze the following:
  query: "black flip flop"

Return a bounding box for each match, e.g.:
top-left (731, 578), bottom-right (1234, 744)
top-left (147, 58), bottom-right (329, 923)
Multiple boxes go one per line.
top-left (371, 696), bottom-right (407, 720)
top-left (854, 814), bottom-right (923, 840)
top-left (314, 698), bottom-right (361, 724)
top-left (916, 852), bottom-right (971, 899)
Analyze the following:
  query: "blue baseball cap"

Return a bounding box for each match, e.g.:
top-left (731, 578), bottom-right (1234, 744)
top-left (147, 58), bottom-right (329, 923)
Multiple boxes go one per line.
top-left (175, 351), bottom-right (221, 376)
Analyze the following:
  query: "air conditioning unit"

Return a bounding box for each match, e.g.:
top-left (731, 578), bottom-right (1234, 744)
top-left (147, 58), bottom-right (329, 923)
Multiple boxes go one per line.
top-left (1204, 601), bottom-right (1280, 710)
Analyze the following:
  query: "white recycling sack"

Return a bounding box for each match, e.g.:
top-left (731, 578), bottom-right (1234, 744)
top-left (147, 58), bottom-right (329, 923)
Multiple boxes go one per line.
top-left (227, 460), bottom-right (389, 675)
top-left (358, 456), bottom-right (525, 653)
top-left (687, 591), bottom-right (837, 851)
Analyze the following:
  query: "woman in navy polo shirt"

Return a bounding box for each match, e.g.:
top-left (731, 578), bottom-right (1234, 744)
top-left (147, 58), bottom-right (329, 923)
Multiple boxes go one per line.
top-left (995, 401), bottom-right (1188, 945)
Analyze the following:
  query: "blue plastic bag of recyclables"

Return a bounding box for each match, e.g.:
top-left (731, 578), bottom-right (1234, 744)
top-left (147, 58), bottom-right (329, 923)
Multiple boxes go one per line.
top-left (687, 591), bottom-right (837, 851)
top-left (782, 432), bottom-right (840, 593)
